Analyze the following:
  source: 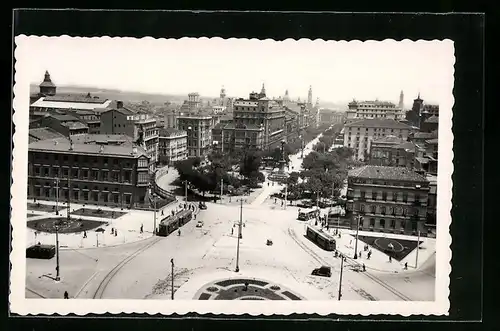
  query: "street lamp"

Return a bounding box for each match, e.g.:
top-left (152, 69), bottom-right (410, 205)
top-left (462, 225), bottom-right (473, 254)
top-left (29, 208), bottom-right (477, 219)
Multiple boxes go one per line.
top-left (54, 178), bottom-right (60, 215)
top-left (235, 199), bottom-right (245, 272)
top-left (353, 214), bottom-right (362, 259)
top-left (183, 180), bottom-right (188, 202)
top-left (338, 254), bottom-right (344, 300)
top-left (170, 258), bottom-right (175, 300)
top-left (54, 222), bottom-right (61, 281)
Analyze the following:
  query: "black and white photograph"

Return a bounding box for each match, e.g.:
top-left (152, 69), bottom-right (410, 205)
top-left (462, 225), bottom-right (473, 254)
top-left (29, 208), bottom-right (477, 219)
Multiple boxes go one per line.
top-left (10, 34), bottom-right (454, 316)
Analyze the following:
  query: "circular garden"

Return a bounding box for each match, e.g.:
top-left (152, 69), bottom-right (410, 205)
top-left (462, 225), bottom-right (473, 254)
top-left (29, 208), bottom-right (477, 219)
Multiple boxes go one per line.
top-left (195, 278), bottom-right (304, 300)
top-left (27, 217), bottom-right (107, 234)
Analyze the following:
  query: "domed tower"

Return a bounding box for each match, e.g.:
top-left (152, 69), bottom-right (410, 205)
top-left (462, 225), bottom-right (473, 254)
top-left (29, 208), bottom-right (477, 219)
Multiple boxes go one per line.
top-left (260, 83), bottom-right (266, 98)
top-left (39, 70), bottom-right (57, 96)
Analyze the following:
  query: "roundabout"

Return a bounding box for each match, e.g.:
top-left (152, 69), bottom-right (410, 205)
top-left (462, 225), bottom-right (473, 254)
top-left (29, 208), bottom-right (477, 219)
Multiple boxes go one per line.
top-left (374, 237), bottom-right (405, 253)
top-left (27, 217), bottom-right (107, 234)
top-left (194, 278), bottom-right (304, 300)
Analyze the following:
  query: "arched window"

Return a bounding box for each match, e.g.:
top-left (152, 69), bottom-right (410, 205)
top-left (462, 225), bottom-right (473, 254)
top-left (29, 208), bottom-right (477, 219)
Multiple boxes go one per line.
top-left (370, 205), bottom-right (376, 213)
top-left (380, 219), bottom-right (386, 228)
top-left (360, 204), bottom-right (365, 212)
top-left (369, 218), bottom-right (375, 227)
top-left (380, 206), bottom-right (386, 215)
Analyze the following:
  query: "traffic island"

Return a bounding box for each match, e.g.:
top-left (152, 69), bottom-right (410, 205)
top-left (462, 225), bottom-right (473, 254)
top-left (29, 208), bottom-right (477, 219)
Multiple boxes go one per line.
top-left (71, 208), bottom-right (127, 219)
top-left (27, 202), bottom-right (64, 213)
top-left (27, 217), bottom-right (107, 234)
top-left (355, 235), bottom-right (422, 261)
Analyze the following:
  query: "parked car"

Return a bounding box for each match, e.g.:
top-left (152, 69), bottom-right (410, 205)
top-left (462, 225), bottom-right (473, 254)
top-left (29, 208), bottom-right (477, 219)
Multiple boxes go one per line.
top-left (311, 266), bottom-right (332, 278)
top-left (199, 202), bottom-right (207, 210)
top-left (297, 200), bottom-right (314, 208)
top-left (196, 220), bottom-right (204, 228)
top-left (26, 244), bottom-right (56, 259)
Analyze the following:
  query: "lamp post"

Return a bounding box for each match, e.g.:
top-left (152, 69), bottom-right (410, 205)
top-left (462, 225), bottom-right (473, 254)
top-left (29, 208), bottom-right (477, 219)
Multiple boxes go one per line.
top-left (284, 184), bottom-right (288, 210)
top-left (153, 193), bottom-right (157, 236)
top-left (170, 258), bottom-right (175, 300)
top-left (415, 230), bottom-right (421, 268)
top-left (54, 178), bottom-right (60, 215)
top-left (220, 178), bottom-right (223, 203)
top-left (54, 222), bottom-right (60, 281)
top-left (235, 199), bottom-right (244, 272)
top-left (338, 254), bottom-right (344, 300)
top-left (184, 180), bottom-right (188, 202)
top-left (353, 214), bottom-right (362, 259)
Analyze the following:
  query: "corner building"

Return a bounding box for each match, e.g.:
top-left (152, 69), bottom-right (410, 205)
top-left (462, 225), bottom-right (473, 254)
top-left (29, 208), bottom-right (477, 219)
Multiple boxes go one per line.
top-left (28, 138), bottom-right (150, 208)
top-left (346, 165), bottom-right (430, 236)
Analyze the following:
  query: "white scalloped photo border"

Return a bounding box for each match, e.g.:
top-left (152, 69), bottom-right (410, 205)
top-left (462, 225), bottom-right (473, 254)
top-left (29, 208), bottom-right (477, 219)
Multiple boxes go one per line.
top-left (10, 36), bottom-right (454, 317)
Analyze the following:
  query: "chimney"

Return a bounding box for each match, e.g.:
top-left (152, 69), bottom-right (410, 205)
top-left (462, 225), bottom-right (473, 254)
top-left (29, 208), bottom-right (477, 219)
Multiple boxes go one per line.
top-left (132, 146), bottom-right (137, 155)
top-left (117, 100), bottom-right (123, 109)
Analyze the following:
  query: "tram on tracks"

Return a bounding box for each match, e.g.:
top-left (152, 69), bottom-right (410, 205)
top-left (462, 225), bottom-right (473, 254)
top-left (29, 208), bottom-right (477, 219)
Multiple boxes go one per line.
top-left (157, 209), bottom-right (193, 237)
top-left (305, 225), bottom-right (336, 251)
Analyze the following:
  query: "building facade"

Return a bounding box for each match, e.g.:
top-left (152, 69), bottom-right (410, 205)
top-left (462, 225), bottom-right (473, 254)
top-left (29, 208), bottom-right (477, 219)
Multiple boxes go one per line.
top-left (346, 100), bottom-right (405, 123)
top-left (369, 136), bottom-right (423, 168)
top-left (158, 128), bottom-right (188, 165)
top-left (29, 113), bottom-right (89, 137)
top-left (212, 122), bottom-right (265, 153)
top-left (177, 114), bottom-right (213, 158)
top-left (28, 138), bottom-right (150, 208)
top-left (346, 165), bottom-right (430, 236)
top-left (343, 119), bottom-right (414, 161)
top-left (99, 101), bottom-right (159, 166)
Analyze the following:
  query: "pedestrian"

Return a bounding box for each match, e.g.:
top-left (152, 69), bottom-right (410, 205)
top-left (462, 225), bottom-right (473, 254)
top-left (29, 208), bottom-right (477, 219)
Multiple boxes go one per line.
top-left (267, 182), bottom-right (269, 186)
top-left (178, 229), bottom-right (181, 236)
top-left (161, 210), bottom-right (164, 216)
top-left (115, 229), bottom-right (118, 237)
top-left (231, 228), bottom-right (234, 235)
top-left (350, 240), bottom-right (352, 245)
top-left (389, 256), bottom-right (392, 263)
top-left (281, 201), bottom-right (284, 207)
top-left (404, 262), bottom-right (408, 270)
top-left (83, 230), bottom-right (87, 238)
top-left (362, 264), bottom-right (366, 272)
top-left (359, 251), bottom-right (362, 258)
top-left (367, 251), bottom-right (371, 260)
top-left (172, 210), bottom-right (175, 216)
top-left (64, 291), bottom-right (69, 299)
top-left (111, 228), bottom-right (114, 235)
top-left (274, 198), bottom-right (277, 204)
top-left (140, 224), bottom-right (143, 234)
top-left (194, 214), bottom-right (197, 220)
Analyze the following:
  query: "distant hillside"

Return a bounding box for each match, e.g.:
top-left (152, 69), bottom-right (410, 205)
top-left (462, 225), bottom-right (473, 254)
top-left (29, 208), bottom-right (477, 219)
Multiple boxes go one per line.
top-left (29, 84), bottom-right (187, 105)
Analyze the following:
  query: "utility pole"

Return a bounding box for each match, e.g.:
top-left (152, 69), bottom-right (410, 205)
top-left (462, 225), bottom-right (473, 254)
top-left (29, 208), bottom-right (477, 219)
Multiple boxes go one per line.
top-left (354, 215), bottom-right (361, 259)
top-left (338, 254), bottom-right (344, 300)
top-left (220, 178), bottom-right (223, 203)
top-left (184, 180), bottom-right (188, 202)
top-left (67, 168), bottom-right (71, 223)
top-left (170, 258), bottom-right (175, 300)
top-left (415, 230), bottom-right (421, 268)
top-left (153, 195), bottom-right (157, 236)
top-left (96, 232), bottom-right (99, 248)
top-left (235, 199), bottom-right (243, 272)
top-left (55, 224), bottom-right (60, 281)
top-left (54, 178), bottom-right (59, 215)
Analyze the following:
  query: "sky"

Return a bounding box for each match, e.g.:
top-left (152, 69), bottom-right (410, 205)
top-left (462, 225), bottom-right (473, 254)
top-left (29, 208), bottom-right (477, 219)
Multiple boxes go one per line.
top-left (15, 36), bottom-right (454, 107)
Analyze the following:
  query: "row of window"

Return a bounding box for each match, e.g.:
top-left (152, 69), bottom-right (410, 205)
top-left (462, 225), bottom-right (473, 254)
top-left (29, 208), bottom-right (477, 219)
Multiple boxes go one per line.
top-left (31, 186), bottom-right (134, 204)
top-left (359, 204), bottom-right (421, 216)
top-left (31, 152), bottom-right (136, 167)
top-left (358, 190), bottom-right (422, 201)
top-left (31, 166), bottom-right (138, 183)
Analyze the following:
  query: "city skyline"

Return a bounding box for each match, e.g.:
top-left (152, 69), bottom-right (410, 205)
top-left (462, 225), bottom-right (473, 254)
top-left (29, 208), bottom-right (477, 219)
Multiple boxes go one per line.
top-left (17, 37), bottom-right (453, 106)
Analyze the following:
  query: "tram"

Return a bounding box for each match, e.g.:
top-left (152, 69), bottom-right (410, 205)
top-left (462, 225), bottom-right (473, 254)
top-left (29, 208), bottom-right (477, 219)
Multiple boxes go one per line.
top-left (305, 225), bottom-right (336, 251)
top-left (298, 208), bottom-right (320, 221)
top-left (157, 209), bottom-right (193, 237)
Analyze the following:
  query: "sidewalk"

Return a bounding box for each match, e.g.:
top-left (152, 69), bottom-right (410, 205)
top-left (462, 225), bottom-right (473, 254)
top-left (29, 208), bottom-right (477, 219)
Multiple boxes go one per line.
top-left (305, 222), bottom-right (436, 275)
top-left (26, 199), bottom-right (199, 250)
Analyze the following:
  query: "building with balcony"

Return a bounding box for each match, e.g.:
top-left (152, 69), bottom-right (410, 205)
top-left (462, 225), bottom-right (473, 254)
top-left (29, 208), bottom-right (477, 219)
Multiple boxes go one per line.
top-left (346, 165), bottom-right (430, 236)
top-left (99, 101), bottom-right (159, 166)
top-left (345, 99), bottom-right (405, 123)
top-left (158, 128), bottom-right (188, 165)
top-left (369, 135), bottom-right (424, 168)
top-left (211, 122), bottom-right (265, 153)
top-left (27, 137), bottom-right (150, 208)
top-left (177, 114), bottom-right (213, 158)
top-left (343, 119), bottom-right (414, 161)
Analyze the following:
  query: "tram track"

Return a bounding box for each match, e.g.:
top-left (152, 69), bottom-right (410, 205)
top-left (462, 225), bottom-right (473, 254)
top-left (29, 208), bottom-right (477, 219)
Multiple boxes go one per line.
top-left (287, 228), bottom-right (411, 301)
top-left (26, 287), bottom-right (46, 298)
top-left (92, 237), bottom-right (163, 299)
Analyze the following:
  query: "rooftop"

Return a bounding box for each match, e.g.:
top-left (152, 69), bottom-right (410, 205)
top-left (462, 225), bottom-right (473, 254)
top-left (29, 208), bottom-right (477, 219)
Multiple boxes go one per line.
top-left (223, 123), bottom-right (263, 131)
top-left (159, 128), bottom-right (187, 137)
top-left (345, 118), bottom-right (412, 129)
top-left (412, 131), bottom-right (439, 139)
top-left (29, 137), bottom-right (148, 158)
top-left (44, 94), bottom-right (108, 104)
top-left (69, 134), bottom-right (135, 146)
top-left (426, 138), bottom-right (439, 145)
top-left (372, 135), bottom-right (404, 144)
top-left (424, 115), bottom-right (439, 123)
top-left (348, 165), bottom-right (428, 183)
top-left (29, 127), bottom-right (66, 141)
top-left (31, 96), bottom-right (113, 110)
top-left (64, 122), bottom-right (89, 130)
top-left (47, 113), bottom-right (81, 122)
top-left (393, 141), bottom-right (416, 152)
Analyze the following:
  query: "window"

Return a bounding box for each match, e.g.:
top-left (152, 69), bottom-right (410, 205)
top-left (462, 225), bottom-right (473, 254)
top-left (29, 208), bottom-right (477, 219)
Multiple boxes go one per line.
top-left (369, 205), bottom-right (376, 213)
top-left (380, 206), bottom-right (386, 215)
top-left (83, 191), bottom-right (89, 201)
top-left (360, 204), bottom-right (365, 212)
top-left (380, 219), bottom-right (386, 228)
top-left (124, 171), bottom-right (131, 183)
top-left (370, 218), bottom-right (375, 227)
top-left (402, 192), bottom-right (408, 203)
top-left (382, 191), bottom-right (387, 201)
top-left (102, 172), bottom-right (108, 181)
top-left (371, 191), bottom-right (376, 200)
top-left (72, 169), bottom-right (78, 178)
top-left (392, 192), bottom-right (398, 201)
top-left (93, 192), bottom-right (99, 201)
top-left (390, 220), bottom-right (396, 228)
top-left (138, 172), bottom-right (149, 184)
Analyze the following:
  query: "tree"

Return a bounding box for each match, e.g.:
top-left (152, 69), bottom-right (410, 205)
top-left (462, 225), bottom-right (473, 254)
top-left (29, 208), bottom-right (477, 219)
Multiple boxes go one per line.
top-left (240, 151), bottom-right (262, 179)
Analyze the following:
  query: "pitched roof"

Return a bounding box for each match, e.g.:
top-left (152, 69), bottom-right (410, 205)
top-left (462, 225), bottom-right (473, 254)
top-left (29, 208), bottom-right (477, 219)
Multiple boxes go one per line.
top-left (413, 131), bottom-right (438, 139)
top-left (64, 122), bottom-right (89, 130)
top-left (159, 128), bottom-right (187, 137)
top-left (372, 135), bottom-right (404, 144)
top-left (393, 141), bottom-right (416, 152)
top-left (426, 138), bottom-right (439, 144)
top-left (69, 134), bottom-right (135, 146)
top-left (29, 137), bottom-right (148, 158)
top-left (29, 127), bottom-right (66, 141)
top-left (44, 94), bottom-right (108, 104)
top-left (31, 96), bottom-right (113, 110)
top-left (223, 123), bottom-right (263, 130)
top-left (348, 165), bottom-right (428, 182)
top-left (424, 115), bottom-right (439, 123)
top-left (47, 113), bottom-right (81, 122)
top-left (345, 118), bottom-right (411, 129)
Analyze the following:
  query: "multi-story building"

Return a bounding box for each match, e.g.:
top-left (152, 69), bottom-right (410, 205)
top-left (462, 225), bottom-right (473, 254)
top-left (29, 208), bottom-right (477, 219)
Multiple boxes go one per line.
top-left (27, 137), bottom-right (150, 208)
top-left (177, 113), bottom-right (213, 158)
top-left (29, 127), bottom-right (66, 143)
top-left (30, 92), bottom-right (112, 114)
top-left (212, 122), bottom-right (265, 153)
top-left (420, 115), bottom-right (439, 133)
top-left (346, 100), bottom-right (405, 123)
top-left (99, 101), bottom-right (159, 167)
top-left (158, 128), bottom-right (188, 165)
top-left (369, 135), bottom-right (423, 168)
top-left (29, 113), bottom-right (89, 137)
top-left (346, 165), bottom-right (430, 236)
top-left (233, 86), bottom-right (286, 150)
top-left (343, 119), bottom-right (414, 161)
top-left (405, 94), bottom-right (440, 129)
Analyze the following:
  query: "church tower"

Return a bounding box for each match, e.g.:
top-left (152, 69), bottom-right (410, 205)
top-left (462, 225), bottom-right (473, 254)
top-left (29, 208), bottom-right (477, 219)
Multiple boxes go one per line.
top-left (307, 86), bottom-right (313, 108)
top-left (399, 90), bottom-right (404, 109)
top-left (260, 83), bottom-right (266, 98)
top-left (315, 97), bottom-right (320, 108)
top-left (220, 86), bottom-right (226, 106)
top-left (39, 70), bottom-right (57, 96)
